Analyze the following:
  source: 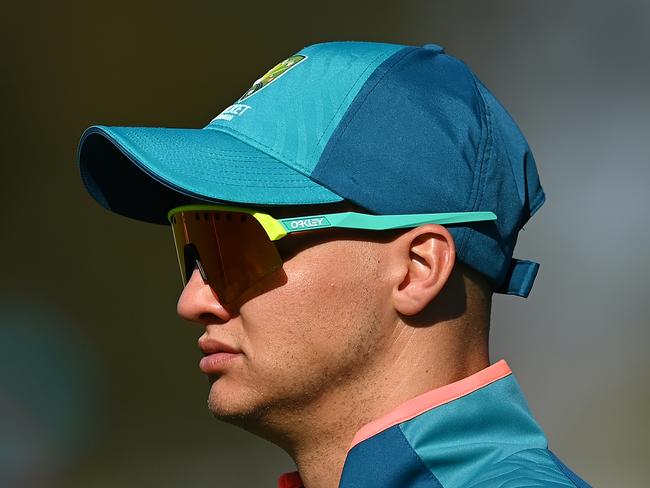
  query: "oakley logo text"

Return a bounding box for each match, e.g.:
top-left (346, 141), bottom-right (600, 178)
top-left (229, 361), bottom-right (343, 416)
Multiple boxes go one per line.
top-left (288, 217), bottom-right (328, 229)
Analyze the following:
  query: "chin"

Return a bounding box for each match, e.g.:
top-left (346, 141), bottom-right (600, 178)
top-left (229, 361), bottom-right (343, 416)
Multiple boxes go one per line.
top-left (206, 380), bottom-right (296, 448)
top-left (206, 377), bottom-right (263, 424)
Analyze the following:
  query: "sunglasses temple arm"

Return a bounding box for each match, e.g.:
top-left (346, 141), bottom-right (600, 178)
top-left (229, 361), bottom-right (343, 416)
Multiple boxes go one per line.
top-left (277, 211), bottom-right (496, 237)
top-left (319, 211), bottom-right (497, 230)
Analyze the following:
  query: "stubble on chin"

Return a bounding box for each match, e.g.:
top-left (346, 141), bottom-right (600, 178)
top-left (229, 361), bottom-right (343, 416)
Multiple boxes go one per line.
top-left (206, 377), bottom-right (259, 423)
top-left (205, 376), bottom-right (301, 448)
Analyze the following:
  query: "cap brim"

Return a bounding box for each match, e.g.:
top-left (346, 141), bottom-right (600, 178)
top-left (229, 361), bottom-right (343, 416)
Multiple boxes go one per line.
top-left (77, 126), bottom-right (344, 225)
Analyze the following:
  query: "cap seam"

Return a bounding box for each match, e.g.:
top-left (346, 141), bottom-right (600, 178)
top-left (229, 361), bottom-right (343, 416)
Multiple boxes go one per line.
top-left (530, 189), bottom-right (546, 216)
top-left (168, 164), bottom-right (324, 185)
top-left (203, 126), bottom-right (313, 178)
top-left (473, 77), bottom-right (494, 216)
top-left (457, 72), bottom-right (493, 258)
top-left (314, 47), bottom-right (418, 175)
top-left (170, 154), bottom-right (279, 161)
top-left (308, 46), bottom-right (414, 168)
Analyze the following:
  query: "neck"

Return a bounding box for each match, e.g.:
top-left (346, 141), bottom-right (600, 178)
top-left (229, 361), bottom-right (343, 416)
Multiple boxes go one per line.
top-left (268, 316), bottom-right (489, 488)
top-left (262, 263), bottom-right (494, 487)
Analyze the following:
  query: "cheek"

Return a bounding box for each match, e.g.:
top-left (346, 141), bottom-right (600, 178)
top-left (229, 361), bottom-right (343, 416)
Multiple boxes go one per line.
top-left (274, 245), bottom-right (374, 342)
top-left (207, 241), bottom-right (396, 417)
top-left (240, 242), bottom-right (387, 387)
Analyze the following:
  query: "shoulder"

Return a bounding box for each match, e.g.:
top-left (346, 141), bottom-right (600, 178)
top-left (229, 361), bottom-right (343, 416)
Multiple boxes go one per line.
top-left (467, 448), bottom-right (592, 488)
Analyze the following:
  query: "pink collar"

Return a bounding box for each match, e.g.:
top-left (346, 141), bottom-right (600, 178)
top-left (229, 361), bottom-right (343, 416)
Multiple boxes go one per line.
top-left (348, 359), bottom-right (511, 450)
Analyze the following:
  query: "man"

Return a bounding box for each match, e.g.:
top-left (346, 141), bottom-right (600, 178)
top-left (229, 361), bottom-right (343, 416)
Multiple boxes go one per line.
top-left (77, 41), bottom-right (591, 487)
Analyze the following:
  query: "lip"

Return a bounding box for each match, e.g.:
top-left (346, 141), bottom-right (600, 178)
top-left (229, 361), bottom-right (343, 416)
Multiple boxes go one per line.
top-left (198, 338), bottom-right (242, 373)
top-left (199, 352), bottom-right (241, 373)
top-left (198, 337), bottom-right (241, 355)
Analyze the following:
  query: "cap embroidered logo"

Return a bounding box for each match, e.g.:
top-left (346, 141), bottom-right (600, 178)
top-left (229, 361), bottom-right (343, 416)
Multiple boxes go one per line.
top-left (238, 54), bottom-right (307, 101)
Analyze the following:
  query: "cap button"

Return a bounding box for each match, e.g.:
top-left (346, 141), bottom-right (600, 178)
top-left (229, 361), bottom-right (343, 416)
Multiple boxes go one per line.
top-left (422, 43), bottom-right (445, 54)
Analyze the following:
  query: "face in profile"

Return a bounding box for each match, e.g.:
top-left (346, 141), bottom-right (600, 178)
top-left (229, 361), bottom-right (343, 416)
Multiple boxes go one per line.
top-left (176, 220), bottom-right (398, 434)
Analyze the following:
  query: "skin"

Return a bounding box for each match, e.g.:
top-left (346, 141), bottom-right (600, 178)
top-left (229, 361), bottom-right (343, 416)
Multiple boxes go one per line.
top-left (176, 202), bottom-right (492, 488)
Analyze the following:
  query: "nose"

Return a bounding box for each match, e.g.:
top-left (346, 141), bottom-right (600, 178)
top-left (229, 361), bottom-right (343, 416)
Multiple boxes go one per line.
top-left (176, 266), bottom-right (232, 325)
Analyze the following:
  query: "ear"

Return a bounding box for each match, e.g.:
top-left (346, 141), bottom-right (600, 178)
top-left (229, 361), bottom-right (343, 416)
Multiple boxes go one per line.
top-left (391, 224), bottom-right (456, 316)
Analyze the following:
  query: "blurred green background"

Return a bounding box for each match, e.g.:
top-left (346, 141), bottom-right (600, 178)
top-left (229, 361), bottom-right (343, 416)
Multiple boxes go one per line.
top-left (2, 1), bottom-right (648, 486)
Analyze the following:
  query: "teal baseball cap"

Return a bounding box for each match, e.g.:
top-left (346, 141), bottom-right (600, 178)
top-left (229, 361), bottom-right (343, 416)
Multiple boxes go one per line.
top-left (77, 41), bottom-right (545, 298)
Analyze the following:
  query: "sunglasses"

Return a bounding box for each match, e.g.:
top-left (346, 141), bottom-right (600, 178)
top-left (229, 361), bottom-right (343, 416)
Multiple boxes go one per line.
top-left (167, 204), bottom-right (497, 305)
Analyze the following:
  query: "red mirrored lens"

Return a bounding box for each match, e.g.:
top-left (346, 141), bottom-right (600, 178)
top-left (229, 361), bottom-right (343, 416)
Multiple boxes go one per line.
top-left (170, 210), bottom-right (283, 304)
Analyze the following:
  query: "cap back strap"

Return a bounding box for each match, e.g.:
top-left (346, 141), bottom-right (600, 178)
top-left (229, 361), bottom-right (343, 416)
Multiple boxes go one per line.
top-left (495, 258), bottom-right (540, 298)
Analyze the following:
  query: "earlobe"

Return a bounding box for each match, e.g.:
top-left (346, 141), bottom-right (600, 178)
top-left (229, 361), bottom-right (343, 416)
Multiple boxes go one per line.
top-left (392, 225), bottom-right (456, 316)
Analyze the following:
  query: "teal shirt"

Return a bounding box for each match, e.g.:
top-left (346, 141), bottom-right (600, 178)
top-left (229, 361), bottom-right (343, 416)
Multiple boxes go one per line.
top-left (279, 360), bottom-right (591, 488)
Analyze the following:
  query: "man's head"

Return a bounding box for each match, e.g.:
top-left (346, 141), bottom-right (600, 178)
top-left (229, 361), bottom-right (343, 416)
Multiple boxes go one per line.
top-left (77, 40), bottom-right (544, 444)
top-left (174, 199), bottom-right (492, 442)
